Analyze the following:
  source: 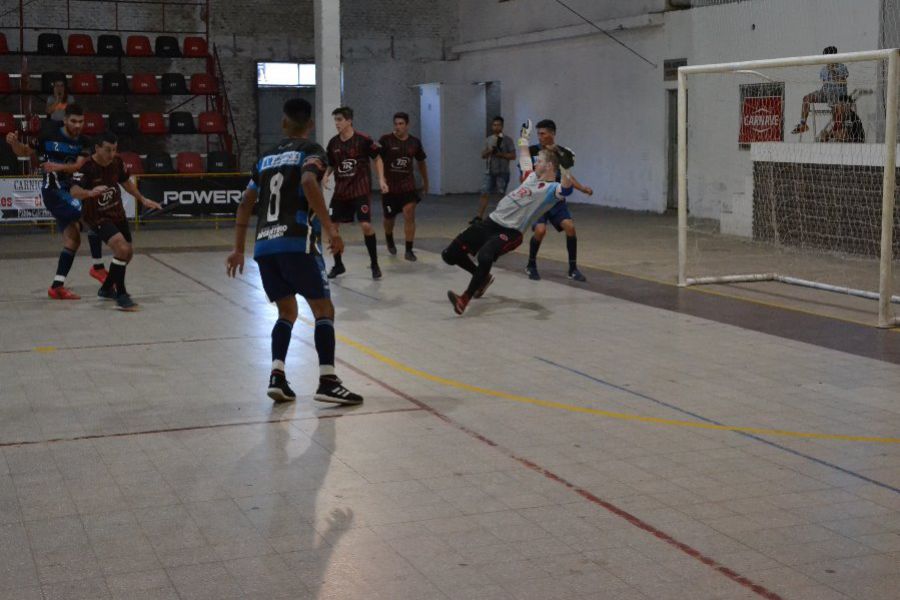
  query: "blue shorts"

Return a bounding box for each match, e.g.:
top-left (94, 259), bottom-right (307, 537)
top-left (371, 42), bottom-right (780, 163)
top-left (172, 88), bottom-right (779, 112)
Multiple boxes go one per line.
top-left (42, 187), bottom-right (82, 229)
top-left (533, 201), bottom-right (572, 232)
top-left (255, 252), bottom-right (330, 303)
top-left (481, 172), bottom-right (510, 195)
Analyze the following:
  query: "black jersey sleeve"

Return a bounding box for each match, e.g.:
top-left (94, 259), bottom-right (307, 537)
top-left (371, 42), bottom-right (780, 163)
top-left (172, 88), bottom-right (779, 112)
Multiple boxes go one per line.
top-left (300, 143), bottom-right (327, 180)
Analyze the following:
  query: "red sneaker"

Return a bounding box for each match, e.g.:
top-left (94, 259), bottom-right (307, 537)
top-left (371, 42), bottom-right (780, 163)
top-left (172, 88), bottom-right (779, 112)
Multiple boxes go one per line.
top-left (89, 265), bottom-right (108, 284)
top-left (48, 286), bottom-right (81, 300)
top-left (447, 290), bottom-right (470, 315)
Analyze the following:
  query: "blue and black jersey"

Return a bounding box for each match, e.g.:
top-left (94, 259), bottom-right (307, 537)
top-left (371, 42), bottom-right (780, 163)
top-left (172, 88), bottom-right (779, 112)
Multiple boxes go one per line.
top-left (37, 127), bottom-right (91, 190)
top-left (249, 137), bottom-right (328, 259)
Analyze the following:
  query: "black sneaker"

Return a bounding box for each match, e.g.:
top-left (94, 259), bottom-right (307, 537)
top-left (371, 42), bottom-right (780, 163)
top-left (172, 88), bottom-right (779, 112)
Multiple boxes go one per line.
top-left (473, 274), bottom-right (494, 299)
top-left (314, 376), bottom-right (363, 405)
top-left (371, 264), bottom-right (382, 280)
top-left (525, 264), bottom-right (541, 281)
top-left (327, 263), bottom-right (346, 279)
top-left (97, 287), bottom-right (116, 300)
top-left (267, 370), bottom-right (296, 403)
top-left (386, 238), bottom-right (397, 255)
top-left (404, 249), bottom-right (417, 262)
top-left (114, 293), bottom-right (138, 311)
top-left (567, 268), bottom-right (587, 282)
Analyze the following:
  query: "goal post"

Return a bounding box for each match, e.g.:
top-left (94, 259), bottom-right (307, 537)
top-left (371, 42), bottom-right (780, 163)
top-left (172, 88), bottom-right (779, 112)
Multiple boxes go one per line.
top-left (677, 49), bottom-right (900, 328)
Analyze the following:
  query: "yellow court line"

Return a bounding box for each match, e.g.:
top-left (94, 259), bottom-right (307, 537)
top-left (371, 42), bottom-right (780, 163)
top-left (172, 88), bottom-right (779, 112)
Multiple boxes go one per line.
top-left (576, 260), bottom-right (899, 332)
top-left (326, 328), bottom-right (900, 445)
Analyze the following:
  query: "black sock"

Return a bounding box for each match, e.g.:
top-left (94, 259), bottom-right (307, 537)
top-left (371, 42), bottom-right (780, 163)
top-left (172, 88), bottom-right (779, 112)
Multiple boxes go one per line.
top-left (52, 248), bottom-right (76, 288)
top-left (567, 235), bottom-right (577, 269)
top-left (271, 318), bottom-right (293, 365)
top-left (364, 234), bottom-right (378, 266)
top-left (528, 237), bottom-right (541, 266)
top-left (405, 241), bottom-right (414, 253)
top-left (103, 259), bottom-right (127, 295)
top-left (314, 318), bottom-right (336, 378)
top-left (87, 232), bottom-right (103, 268)
top-left (386, 233), bottom-right (395, 246)
top-left (333, 253), bottom-right (344, 268)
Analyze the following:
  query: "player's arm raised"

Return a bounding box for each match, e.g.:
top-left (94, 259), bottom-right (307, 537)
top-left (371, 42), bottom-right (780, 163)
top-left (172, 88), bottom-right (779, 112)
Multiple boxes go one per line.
top-left (4, 132), bottom-right (34, 157)
top-left (517, 119), bottom-right (534, 179)
top-left (226, 187), bottom-right (256, 277)
top-left (302, 170), bottom-right (344, 256)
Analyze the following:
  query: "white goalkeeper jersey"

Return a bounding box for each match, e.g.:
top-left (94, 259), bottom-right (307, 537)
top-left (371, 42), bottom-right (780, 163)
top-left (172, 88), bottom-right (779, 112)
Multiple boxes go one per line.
top-left (488, 173), bottom-right (564, 232)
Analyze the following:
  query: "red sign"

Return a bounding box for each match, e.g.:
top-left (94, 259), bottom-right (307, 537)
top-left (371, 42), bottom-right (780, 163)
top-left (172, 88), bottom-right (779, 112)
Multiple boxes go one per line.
top-left (740, 96), bottom-right (784, 143)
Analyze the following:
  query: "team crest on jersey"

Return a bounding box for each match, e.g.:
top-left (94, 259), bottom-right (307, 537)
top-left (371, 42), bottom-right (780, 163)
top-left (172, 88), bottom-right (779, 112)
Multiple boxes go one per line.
top-left (538, 183), bottom-right (546, 189)
top-left (361, 204), bottom-right (369, 214)
top-left (500, 234), bottom-right (508, 241)
top-left (392, 157), bottom-right (410, 169)
top-left (338, 159), bottom-right (357, 175)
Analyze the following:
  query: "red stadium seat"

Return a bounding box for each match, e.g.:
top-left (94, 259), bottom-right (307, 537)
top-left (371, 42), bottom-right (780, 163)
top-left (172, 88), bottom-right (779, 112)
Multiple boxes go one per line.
top-left (0, 73), bottom-right (11, 94)
top-left (25, 115), bottom-right (41, 135)
top-left (82, 113), bottom-right (106, 135)
top-left (67, 34), bottom-right (95, 56)
top-left (198, 111), bottom-right (225, 134)
top-left (0, 113), bottom-right (17, 134)
top-left (138, 112), bottom-right (166, 134)
top-left (119, 152), bottom-right (143, 175)
top-left (176, 151), bottom-right (203, 174)
top-left (183, 37), bottom-right (208, 57)
top-left (126, 35), bottom-right (153, 57)
top-left (0, 33), bottom-right (8, 54)
top-left (70, 73), bottom-right (99, 95)
top-left (131, 73), bottom-right (159, 95)
top-left (189, 73), bottom-right (217, 95)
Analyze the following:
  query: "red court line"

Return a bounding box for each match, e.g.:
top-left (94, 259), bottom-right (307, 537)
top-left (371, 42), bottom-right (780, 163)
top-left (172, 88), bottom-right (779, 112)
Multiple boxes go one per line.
top-left (0, 407), bottom-right (423, 448)
top-left (335, 358), bottom-right (786, 600)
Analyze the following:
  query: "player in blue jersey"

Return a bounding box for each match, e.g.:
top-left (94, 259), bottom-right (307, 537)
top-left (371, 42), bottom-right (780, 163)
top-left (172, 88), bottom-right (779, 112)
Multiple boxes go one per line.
top-left (442, 121), bottom-right (573, 315)
top-left (524, 119), bottom-right (593, 283)
top-left (226, 98), bottom-right (363, 406)
top-left (5, 104), bottom-right (109, 299)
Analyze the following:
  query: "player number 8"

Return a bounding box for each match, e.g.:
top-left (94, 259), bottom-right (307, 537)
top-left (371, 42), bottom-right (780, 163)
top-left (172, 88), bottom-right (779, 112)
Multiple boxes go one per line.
top-left (267, 172), bottom-right (284, 222)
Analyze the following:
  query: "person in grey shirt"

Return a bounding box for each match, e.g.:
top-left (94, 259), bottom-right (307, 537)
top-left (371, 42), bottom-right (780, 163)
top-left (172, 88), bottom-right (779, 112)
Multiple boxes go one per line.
top-left (472, 116), bottom-right (516, 223)
top-left (46, 79), bottom-right (76, 122)
top-left (792, 45), bottom-right (849, 134)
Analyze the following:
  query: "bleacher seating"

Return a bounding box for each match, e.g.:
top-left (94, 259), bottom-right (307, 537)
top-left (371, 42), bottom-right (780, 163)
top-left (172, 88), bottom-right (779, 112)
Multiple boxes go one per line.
top-left (0, 33), bottom-right (8, 55)
top-left (37, 33), bottom-right (64, 55)
top-left (126, 35), bottom-right (153, 57)
top-left (0, 143), bottom-right (20, 174)
top-left (145, 151), bottom-right (174, 174)
top-left (206, 151), bottom-right (235, 173)
top-left (119, 152), bottom-right (143, 174)
top-left (189, 73), bottom-right (217, 95)
top-left (0, 73), bottom-right (12, 94)
top-left (97, 34), bottom-right (124, 57)
top-left (183, 37), bottom-right (208, 58)
top-left (155, 36), bottom-right (181, 58)
top-left (176, 152), bottom-right (202, 173)
top-left (0, 113), bottom-right (16, 134)
top-left (71, 73), bottom-right (100, 95)
top-left (161, 73), bottom-right (188, 95)
top-left (41, 71), bottom-right (66, 94)
top-left (67, 34), bottom-right (95, 56)
top-left (168, 112), bottom-right (196, 134)
top-left (102, 72), bottom-right (128, 94)
top-left (198, 111), bottom-right (225, 134)
top-left (131, 73), bottom-right (159, 95)
top-left (109, 111), bottom-right (136, 135)
top-left (82, 113), bottom-right (106, 135)
top-left (139, 112), bottom-right (166, 135)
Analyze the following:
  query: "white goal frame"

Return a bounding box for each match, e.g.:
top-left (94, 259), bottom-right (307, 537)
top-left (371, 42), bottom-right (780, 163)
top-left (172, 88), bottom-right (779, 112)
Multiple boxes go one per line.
top-left (677, 49), bottom-right (900, 328)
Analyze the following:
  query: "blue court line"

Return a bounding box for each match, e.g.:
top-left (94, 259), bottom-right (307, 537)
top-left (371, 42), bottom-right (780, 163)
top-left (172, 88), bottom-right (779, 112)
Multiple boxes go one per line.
top-left (534, 356), bottom-right (900, 495)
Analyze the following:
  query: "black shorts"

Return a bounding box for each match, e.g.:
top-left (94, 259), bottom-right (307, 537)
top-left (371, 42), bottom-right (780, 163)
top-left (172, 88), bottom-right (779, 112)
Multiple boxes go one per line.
top-left (331, 196), bottom-right (371, 223)
top-left (453, 218), bottom-right (523, 260)
top-left (94, 220), bottom-right (132, 244)
top-left (255, 252), bottom-right (330, 303)
top-left (382, 192), bottom-right (420, 218)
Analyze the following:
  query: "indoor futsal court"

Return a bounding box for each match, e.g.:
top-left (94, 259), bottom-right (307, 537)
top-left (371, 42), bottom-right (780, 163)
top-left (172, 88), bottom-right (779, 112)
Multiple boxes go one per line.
top-left (1, 1), bottom-right (900, 599)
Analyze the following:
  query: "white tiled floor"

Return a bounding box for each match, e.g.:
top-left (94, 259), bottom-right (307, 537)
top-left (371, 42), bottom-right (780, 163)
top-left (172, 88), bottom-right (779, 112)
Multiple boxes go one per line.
top-left (1, 236), bottom-right (899, 599)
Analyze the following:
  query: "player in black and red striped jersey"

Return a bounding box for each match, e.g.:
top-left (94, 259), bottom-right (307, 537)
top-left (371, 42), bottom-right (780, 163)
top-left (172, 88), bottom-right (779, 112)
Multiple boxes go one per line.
top-left (324, 106), bottom-right (387, 280)
top-left (378, 112), bottom-right (428, 261)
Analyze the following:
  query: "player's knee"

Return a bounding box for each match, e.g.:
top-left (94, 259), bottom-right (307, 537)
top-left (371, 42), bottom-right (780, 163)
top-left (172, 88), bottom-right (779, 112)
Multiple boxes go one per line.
top-left (475, 247), bottom-right (495, 267)
top-left (563, 222), bottom-right (576, 236)
top-left (361, 222), bottom-right (373, 235)
top-left (309, 299), bottom-right (334, 321)
top-left (441, 244), bottom-right (460, 265)
top-left (122, 245), bottom-right (134, 262)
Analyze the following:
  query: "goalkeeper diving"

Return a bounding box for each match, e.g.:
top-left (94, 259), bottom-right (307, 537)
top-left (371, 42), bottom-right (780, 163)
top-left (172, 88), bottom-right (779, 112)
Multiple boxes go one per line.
top-left (441, 120), bottom-right (574, 315)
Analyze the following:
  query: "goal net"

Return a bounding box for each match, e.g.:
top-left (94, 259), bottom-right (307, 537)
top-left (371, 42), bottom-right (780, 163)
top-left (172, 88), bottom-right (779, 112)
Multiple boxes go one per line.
top-left (678, 46), bottom-right (900, 328)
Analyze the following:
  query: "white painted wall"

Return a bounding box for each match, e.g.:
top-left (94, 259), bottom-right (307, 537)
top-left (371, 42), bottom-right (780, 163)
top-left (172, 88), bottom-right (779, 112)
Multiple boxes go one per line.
top-left (419, 84), bottom-right (442, 194)
top-left (426, 0), bottom-right (885, 221)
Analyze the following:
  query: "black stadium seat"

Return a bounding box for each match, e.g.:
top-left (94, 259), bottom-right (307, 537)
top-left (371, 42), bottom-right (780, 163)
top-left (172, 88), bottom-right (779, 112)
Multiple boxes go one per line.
top-left (97, 34), bottom-right (124, 57)
top-left (168, 111), bottom-right (196, 134)
top-left (155, 36), bottom-right (181, 57)
top-left (145, 151), bottom-right (174, 174)
top-left (37, 33), bottom-right (65, 55)
top-left (102, 72), bottom-right (128, 95)
top-left (206, 151), bottom-right (235, 173)
top-left (161, 73), bottom-right (188, 95)
top-left (109, 110), bottom-right (136, 135)
top-left (41, 72), bottom-right (66, 94)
